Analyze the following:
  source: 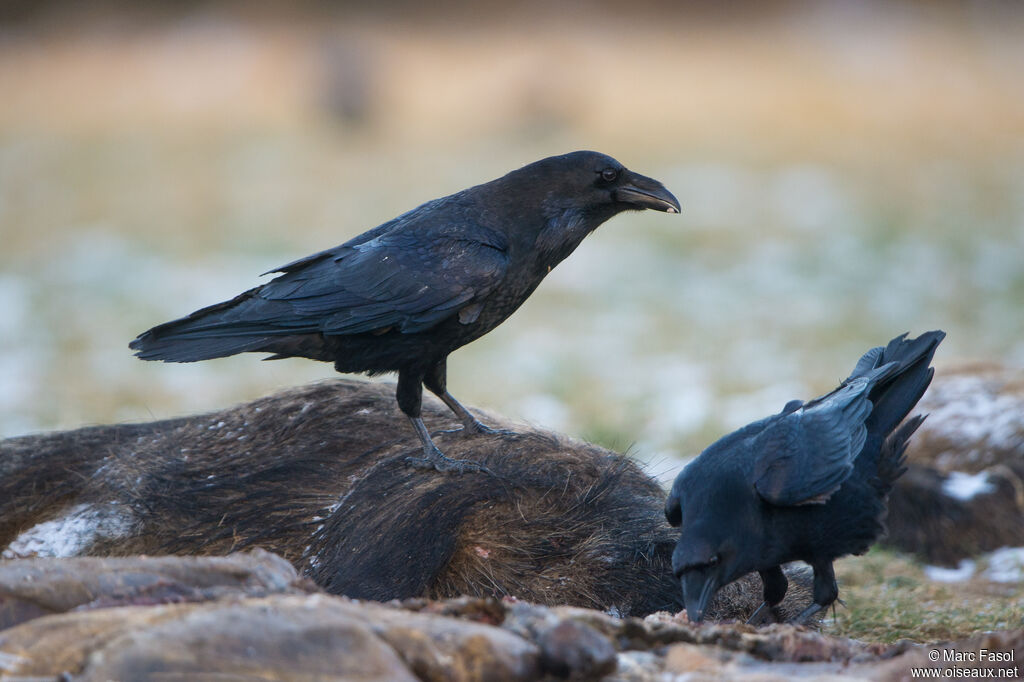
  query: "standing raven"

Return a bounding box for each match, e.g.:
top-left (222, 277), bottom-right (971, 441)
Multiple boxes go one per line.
top-left (665, 331), bottom-right (944, 624)
top-left (130, 151), bottom-right (680, 473)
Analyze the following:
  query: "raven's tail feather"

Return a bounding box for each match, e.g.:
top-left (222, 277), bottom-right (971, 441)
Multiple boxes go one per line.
top-left (130, 330), bottom-right (277, 363)
top-left (129, 286), bottom-right (303, 363)
top-left (844, 331), bottom-right (942, 479)
top-left (874, 413), bottom-right (923, 494)
top-left (847, 330), bottom-right (944, 440)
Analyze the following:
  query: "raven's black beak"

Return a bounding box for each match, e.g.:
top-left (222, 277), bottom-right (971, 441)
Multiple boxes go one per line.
top-left (615, 171), bottom-right (680, 213)
top-left (681, 571), bottom-right (718, 624)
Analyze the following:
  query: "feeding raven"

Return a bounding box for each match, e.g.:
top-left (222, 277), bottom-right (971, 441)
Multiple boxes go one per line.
top-left (665, 330), bottom-right (944, 624)
top-left (130, 151), bottom-right (680, 473)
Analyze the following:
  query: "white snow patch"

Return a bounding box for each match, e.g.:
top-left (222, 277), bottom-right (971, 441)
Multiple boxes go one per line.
top-left (984, 546), bottom-right (1024, 583)
top-left (923, 376), bottom-right (1024, 452)
top-left (0, 650), bottom-right (28, 673)
top-left (1, 503), bottom-right (134, 559)
top-left (924, 559), bottom-right (976, 583)
top-left (942, 471), bottom-right (996, 501)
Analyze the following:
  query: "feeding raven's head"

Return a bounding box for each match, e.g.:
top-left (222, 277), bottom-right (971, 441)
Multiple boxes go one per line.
top-left (665, 464), bottom-right (765, 623)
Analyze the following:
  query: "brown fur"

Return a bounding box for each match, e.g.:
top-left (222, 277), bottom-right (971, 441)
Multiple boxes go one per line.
top-left (886, 463), bottom-right (1024, 565)
top-left (1, 379), bottom-right (813, 619)
top-left (884, 364), bottom-right (1024, 564)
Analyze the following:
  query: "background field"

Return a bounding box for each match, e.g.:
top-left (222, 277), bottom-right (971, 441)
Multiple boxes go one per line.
top-left (4, 2), bottom-right (1022, 469)
top-left (1, 0), bottom-right (1023, 642)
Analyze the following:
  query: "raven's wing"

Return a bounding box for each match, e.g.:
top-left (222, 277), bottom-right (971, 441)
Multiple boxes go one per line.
top-left (255, 227), bottom-right (511, 335)
top-left (748, 366), bottom-right (896, 506)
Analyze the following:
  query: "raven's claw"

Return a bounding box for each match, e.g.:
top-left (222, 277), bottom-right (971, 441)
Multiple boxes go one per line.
top-left (790, 602), bottom-right (824, 626)
top-left (404, 446), bottom-right (489, 475)
top-left (745, 602), bottom-right (779, 626)
top-left (435, 422), bottom-right (517, 438)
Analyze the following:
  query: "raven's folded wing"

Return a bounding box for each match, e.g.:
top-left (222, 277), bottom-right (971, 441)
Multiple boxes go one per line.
top-left (749, 364), bottom-right (898, 506)
top-left (147, 227), bottom-right (511, 342)
top-left (257, 228), bottom-right (510, 335)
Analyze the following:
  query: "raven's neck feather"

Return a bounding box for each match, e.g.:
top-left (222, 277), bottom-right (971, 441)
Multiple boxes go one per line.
top-left (534, 204), bottom-right (618, 268)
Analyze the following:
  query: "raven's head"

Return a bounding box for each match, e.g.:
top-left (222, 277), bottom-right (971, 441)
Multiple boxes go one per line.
top-left (518, 151), bottom-right (679, 261)
top-left (666, 466), bottom-right (764, 623)
top-left (532, 150), bottom-right (680, 216)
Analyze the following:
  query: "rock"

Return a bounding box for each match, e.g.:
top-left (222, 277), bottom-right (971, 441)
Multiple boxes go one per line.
top-left (861, 629), bottom-right (1024, 682)
top-left (663, 642), bottom-right (720, 674)
top-left (0, 555), bottom-right (1019, 682)
top-left (0, 549), bottom-right (309, 629)
top-left (333, 598), bottom-right (540, 682)
top-left (610, 650), bottom-right (663, 682)
top-left (537, 620), bottom-right (617, 679)
top-left (739, 624), bottom-right (877, 663)
top-left (0, 592), bottom-right (544, 681)
top-left (0, 596), bottom-right (422, 681)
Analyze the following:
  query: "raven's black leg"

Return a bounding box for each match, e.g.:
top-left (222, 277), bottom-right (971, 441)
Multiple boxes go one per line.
top-left (792, 561), bottom-right (838, 625)
top-left (746, 565), bottom-right (789, 625)
top-left (396, 368), bottom-right (484, 474)
top-left (423, 359), bottom-right (512, 436)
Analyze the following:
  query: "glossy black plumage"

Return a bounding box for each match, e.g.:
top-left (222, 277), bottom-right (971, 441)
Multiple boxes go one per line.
top-left (130, 151), bottom-right (680, 472)
top-left (665, 331), bottom-right (945, 623)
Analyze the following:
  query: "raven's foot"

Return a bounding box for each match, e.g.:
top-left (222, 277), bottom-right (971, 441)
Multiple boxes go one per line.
top-left (404, 446), bottom-right (489, 475)
top-left (436, 419), bottom-right (517, 438)
top-left (431, 388), bottom-right (517, 438)
top-left (405, 415), bottom-right (489, 474)
top-left (745, 601), bottom-right (780, 626)
top-left (790, 596), bottom-right (844, 626)
top-left (790, 602), bottom-right (824, 625)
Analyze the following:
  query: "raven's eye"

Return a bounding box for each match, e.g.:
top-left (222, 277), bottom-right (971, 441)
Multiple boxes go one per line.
top-left (600, 168), bottom-right (619, 182)
top-left (707, 555), bottom-right (719, 567)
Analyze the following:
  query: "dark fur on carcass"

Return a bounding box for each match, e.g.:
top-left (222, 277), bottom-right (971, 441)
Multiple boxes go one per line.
top-left (1, 379), bottom-right (812, 619)
top-left (0, 417), bottom-right (190, 550)
top-left (885, 464), bottom-right (1024, 565)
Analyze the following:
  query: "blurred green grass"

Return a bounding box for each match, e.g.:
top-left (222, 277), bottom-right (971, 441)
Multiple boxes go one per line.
top-left (826, 548), bottom-right (1024, 643)
top-left (1, 5), bottom-right (1023, 475)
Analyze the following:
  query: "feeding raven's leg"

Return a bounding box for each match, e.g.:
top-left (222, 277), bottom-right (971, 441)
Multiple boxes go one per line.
top-left (423, 359), bottom-right (512, 436)
top-left (746, 565), bottom-right (789, 625)
top-left (792, 561), bottom-right (838, 625)
top-left (395, 368), bottom-right (483, 474)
